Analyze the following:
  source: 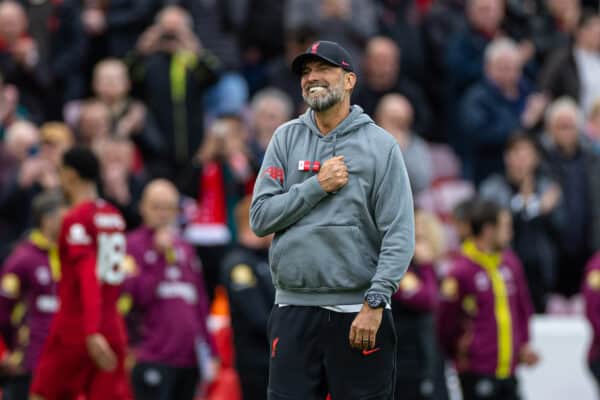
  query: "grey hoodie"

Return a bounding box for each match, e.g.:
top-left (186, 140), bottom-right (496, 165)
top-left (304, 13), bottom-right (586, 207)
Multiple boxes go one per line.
top-left (250, 105), bottom-right (415, 306)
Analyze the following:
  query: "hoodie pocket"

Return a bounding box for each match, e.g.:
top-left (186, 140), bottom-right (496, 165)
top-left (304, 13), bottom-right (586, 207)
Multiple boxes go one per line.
top-left (270, 225), bottom-right (373, 291)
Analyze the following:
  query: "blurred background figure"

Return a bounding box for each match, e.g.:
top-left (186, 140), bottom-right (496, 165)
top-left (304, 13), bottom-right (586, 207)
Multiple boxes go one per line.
top-left (90, 58), bottom-right (164, 176)
top-left (285, 0), bottom-right (377, 76)
top-left (123, 179), bottom-right (218, 400)
top-left (221, 196), bottom-right (274, 400)
top-left (248, 88), bottom-right (294, 164)
top-left (353, 36), bottom-right (432, 136)
top-left (180, 115), bottom-right (257, 301)
top-left (95, 137), bottom-right (146, 230)
top-left (438, 200), bottom-right (538, 400)
top-left (129, 5), bottom-right (221, 181)
top-left (0, 121), bottom-right (70, 262)
top-left (583, 249), bottom-right (600, 394)
top-left (458, 38), bottom-right (545, 183)
top-left (0, 1), bottom-right (50, 124)
top-left (392, 210), bottom-right (445, 400)
top-left (376, 94), bottom-right (433, 195)
top-left (76, 99), bottom-right (112, 148)
top-left (264, 26), bottom-right (317, 113)
top-left (585, 98), bottom-right (600, 153)
top-left (480, 133), bottom-right (565, 312)
top-left (539, 12), bottom-right (600, 116)
top-left (539, 97), bottom-right (600, 298)
top-left (0, 190), bottom-right (64, 400)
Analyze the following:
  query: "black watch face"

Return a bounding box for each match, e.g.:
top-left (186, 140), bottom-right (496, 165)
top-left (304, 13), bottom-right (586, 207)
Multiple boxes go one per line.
top-left (367, 294), bottom-right (383, 308)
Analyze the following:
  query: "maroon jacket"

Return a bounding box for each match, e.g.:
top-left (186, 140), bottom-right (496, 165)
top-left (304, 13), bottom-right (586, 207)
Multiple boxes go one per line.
top-left (392, 263), bottom-right (438, 312)
top-left (438, 241), bottom-right (534, 378)
top-left (0, 232), bottom-right (59, 372)
top-left (123, 226), bottom-right (216, 368)
top-left (583, 251), bottom-right (600, 362)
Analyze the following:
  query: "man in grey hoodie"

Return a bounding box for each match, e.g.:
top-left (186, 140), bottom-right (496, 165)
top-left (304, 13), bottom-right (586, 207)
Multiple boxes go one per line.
top-left (250, 40), bottom-right (415, 400)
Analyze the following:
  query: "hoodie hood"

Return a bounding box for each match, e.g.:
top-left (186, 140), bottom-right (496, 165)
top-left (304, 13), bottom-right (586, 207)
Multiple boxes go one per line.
top-left (298, 105), bottom-right (374, 156)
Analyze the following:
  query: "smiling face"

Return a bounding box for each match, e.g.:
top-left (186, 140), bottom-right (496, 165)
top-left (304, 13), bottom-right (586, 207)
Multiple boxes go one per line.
top-left (300, 59), bottom-right (355, 112)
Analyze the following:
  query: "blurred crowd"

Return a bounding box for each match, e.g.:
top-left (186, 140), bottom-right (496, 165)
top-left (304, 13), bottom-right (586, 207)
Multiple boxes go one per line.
top-left (0, 0), bottom-right (599, 398)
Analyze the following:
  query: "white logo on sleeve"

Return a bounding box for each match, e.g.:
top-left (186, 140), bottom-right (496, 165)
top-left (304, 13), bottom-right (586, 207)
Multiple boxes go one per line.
top-left (67, 224), bottom-right (91, 245)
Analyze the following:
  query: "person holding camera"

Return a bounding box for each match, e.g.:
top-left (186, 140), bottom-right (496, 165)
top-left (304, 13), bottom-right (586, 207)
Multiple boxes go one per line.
top-left (128, 5), bottom-right (221, 182)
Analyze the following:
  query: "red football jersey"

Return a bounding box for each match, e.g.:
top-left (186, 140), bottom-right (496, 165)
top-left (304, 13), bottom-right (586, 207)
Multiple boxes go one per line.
top-left (52, 199), bottom-right (127, 345)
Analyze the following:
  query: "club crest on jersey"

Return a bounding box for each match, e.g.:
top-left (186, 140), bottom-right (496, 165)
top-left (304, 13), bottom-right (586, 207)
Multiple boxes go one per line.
top-left (298, 160), bottom-right (320, 172)
top-left (263, 166), bottom-right (284, 185)
top-left (67, 223), bottom-right (91, 245)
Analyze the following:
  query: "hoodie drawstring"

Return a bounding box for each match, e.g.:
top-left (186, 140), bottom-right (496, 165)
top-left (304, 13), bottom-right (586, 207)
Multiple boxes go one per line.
top-left (332, 133), bottom-right (338, 157)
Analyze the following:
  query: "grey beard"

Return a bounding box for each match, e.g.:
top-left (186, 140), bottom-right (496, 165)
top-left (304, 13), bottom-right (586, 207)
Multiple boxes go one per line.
top-left (303, 86), bottom-right (344, 111)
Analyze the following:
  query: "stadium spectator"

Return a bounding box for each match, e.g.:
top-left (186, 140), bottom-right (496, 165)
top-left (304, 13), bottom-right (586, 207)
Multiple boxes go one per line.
top-left (285, 0), bottom-right (377, 74)
top-left (221, 0), bottom-right (285, 74)
top-left (76, 99), bottom-right (112, 148)
top-left (221, 196), bottom-right (274, 400)
top-left (585, 97), bottom-right (600, 153)
top-left (80, 0), bottom-right (160, 83)
top-left (376, 0), bottom-right (427, 84)
top-left (123, 179), bottom-right (217, 400)
top-left (0, 1), bottom-right (50, 124)
top-left (96, 137), bottom-right (145, 230)
top-left (583, 250), bottom-right (600, 391)
top-left (251, 41), bottom-right (414, 399)
top-left (30, 146), bottom-right (129, 400)
top-left (264, 25), bottom-right (318, 113)
top-left (179, 115), bottom-right (257, 300)
top-left (375, 94), bottom-right (433, 195)
top-left (0, 74), bottom-right (28, 139)
top-left (14, 0), bottom-right (85, 120)
top-left (480, 133), bottom-right (565, 312)
top-left (539, 12), bottom-right (600, 116)
top-left (0, 121), bottom-right (62, 261)
top-left (539, 97), bottom-right (600, 297)
top-left (248, 87), bottom-right (294, 164)
top-left (458, 38), bottom-right (545, 183)
top-left (392, 210), bottom-right (445, 400)
top-left (445, 0), bottom-right (507, 103)
top-left (421, 0), bottom-right (465, 141)
top-left (128, 5), bottom-right (221, 181)
top-left (353, 36), bottom-right (432, 136)
top-left (530, 0), bottom-right (581, 64)
top-left (0, 190), bottom-right (64, 400)
top-left (438, 199), bottom-right (538, 400)
top-left (91, 58), bottom-right (165, 176)
top-left (166, 0), bottom-right (248, 118)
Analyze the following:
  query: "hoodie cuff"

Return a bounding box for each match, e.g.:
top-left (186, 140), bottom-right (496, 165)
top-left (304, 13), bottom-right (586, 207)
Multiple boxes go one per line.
top-left (365, 285), bottom-right (393, 307)
top-left (299, 176), bottom-right (329, 206)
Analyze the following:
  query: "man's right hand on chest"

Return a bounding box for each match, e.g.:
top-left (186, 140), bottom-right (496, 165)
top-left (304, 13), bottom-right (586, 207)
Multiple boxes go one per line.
top-left (318, 156), bottom-right (348, 193)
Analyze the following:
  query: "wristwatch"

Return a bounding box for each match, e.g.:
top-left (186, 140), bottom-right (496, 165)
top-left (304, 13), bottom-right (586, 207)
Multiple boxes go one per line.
top-left (365, 293), bottom-right (386, 309)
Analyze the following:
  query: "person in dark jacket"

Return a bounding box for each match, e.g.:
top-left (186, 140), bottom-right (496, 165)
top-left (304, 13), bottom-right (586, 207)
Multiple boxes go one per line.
top-left (539, 12), bottom-right (600, 115)
top-left (458, 38), bottom-right (545, 183)
top-left (352, 36), bottom-right (432, 136)
top-left (0, 1), bottom-right (50, 123)
top-left (480, 133), bottom-right (565, 312)
top-left (123, 179), bottom-right (218, 400)
top-left (0, 191), bottom-right (64, 400)
top-left (221, 196), bottom-right (274, 400)
top-left (128, 5), bottom-right (221, 181)
top-left (392, 210), bottom-right (444, 400)
top-left (539, 97), bottom-right (600, 297)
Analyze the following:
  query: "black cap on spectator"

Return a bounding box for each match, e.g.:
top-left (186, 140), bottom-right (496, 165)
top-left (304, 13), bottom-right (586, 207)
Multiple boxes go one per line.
top-left (291, 41), bottom-right (354, 75)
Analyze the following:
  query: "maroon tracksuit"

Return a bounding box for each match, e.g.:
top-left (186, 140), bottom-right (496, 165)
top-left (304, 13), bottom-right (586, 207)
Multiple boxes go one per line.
top-left (438, 241), bottom-right (533, 399)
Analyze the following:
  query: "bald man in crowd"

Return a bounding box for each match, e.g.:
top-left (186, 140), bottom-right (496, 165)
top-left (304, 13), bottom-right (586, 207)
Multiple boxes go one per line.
top-left (375, 94), bottom-right (433, 195)
top-left (122, 179), bottom-right (217, 400)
